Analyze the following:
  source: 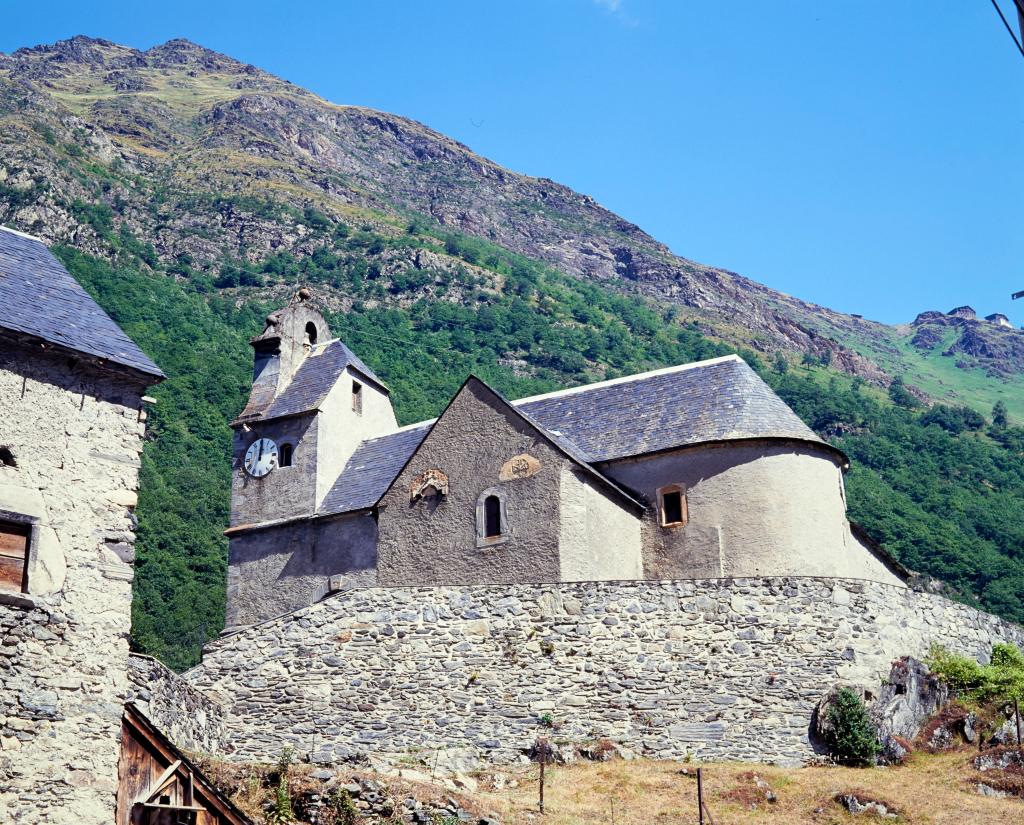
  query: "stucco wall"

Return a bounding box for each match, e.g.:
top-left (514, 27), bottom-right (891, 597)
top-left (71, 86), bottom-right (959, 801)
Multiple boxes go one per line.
top-left (314, 367), bottom-right (397, 509)
top-left (225, 512), bottom-right (378, 628)
top-left (0, 340), bottom-right (148, 825)
top-left (231, 413), bottom-right (316, 526)
top-left (377, 381), bottom-right (568, 586)
top-left (603, 442), bottom-right (903, 586)
top-left (185, 577), bottom-right (1024, 768)
top-left (558, 465), bottom-right (642, 581)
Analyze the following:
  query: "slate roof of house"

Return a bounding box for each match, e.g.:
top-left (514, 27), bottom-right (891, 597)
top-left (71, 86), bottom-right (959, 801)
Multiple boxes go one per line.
top-left (262, 339), bottom-right (385, 420)
top-left (0, 226), bottom-right (163, 378)
top-left (320, 354), bottom-right (828, 516)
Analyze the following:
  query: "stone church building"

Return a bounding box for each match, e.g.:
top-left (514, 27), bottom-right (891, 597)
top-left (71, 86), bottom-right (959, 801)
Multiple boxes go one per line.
top-left (226, 296), bottom-right (906, 629)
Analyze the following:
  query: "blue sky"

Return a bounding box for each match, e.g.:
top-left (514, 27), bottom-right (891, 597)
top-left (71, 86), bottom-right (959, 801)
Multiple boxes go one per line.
top-left (2, 1), bottom-right (1022, 325)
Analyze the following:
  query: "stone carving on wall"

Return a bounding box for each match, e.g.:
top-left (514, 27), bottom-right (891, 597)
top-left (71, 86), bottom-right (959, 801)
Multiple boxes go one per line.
top-left (499, 453), bottom-right (541, 482)
top-left (411, 468), bottom-right (449, 502)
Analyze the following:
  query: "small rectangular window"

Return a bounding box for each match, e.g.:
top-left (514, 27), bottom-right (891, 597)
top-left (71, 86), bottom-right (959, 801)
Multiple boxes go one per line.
top-left (352, 381), bottom-right (363, 415)
top-left (658, 485), bottom-right (687, 527)
top-left (0, 520), bottom-right (30, 594)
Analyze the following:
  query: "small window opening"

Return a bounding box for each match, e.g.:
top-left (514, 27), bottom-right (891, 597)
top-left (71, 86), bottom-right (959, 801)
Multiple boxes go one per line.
top-left (658, 485), bottom-right (687, 527)
top-left (0, 446), bottom-right (15, 468)
top-left (304, 322), bottom-right (318, 346)
top-left (279, 444), bottom-right (293, 467)
top-left (352, 381), bottom-right (363, 414)
top-left (484, 495), bottom-right (502, 538)
top-left (0, 519), bottom-right (30, 594)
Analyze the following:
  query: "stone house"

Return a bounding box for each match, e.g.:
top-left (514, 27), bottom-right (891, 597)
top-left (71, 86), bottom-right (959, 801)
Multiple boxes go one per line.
top-left (226, 297), bottom-right (906, 629)
top-left (0, 226), bottom-right (163, 824)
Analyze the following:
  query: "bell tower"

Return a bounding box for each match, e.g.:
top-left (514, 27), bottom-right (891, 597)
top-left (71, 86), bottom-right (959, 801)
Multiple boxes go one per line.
top-left (228, 290), bottom-right (397, 530)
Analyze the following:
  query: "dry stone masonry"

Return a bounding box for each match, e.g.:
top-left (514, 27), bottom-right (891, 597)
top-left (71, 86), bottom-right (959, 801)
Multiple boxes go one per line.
top-left (127, 654), bottom-right (228, 757)
top-left (185, 577), bottom-right (1024, 768)
top-left (0, 344), bottom-right (149, 824)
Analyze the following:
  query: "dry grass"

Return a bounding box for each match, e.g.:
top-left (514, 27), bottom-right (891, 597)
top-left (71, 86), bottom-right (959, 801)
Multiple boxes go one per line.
top-left (470, 751), bottom-right (1023, 824)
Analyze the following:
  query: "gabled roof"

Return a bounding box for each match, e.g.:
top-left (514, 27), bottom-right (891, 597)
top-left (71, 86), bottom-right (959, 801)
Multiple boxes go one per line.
top-left (122, 704), bottom-right (253, 825)
top-left (515, 354), bottom-right (825, 462)
top-left (0, 226), bottom-right (164, 379)
top-left (262, 339), bottom-right (385, 419)
top-left (323, 376), bottom-right (643, 518)
top-left (320, 354), bottom-right (832, 517)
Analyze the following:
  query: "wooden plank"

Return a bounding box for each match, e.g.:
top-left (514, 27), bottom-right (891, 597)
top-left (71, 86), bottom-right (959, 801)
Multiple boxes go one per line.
top-left (118, 721), bottom-right (154, 825)
top-left (0, 527), bottom-right (28, 557)
top-left (0, 555), bottom-right (26, 593)
top-left (142, 760), bottom-right (182, 804)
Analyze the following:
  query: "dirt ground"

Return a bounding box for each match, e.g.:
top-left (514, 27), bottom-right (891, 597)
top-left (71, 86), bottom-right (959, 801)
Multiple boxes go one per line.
top-left (465, 750), bottom-right (1023, 824)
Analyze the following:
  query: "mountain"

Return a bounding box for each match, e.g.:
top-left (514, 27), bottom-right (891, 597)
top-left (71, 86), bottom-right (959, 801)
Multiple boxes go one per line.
top-left (2, 36), bottom-right (1023, 669)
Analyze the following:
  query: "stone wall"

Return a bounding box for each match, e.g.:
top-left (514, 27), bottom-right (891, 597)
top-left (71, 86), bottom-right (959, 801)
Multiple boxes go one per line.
top-left (127, 654), bottom-right (228, 756)
top-left (185, 577), bottom-right (1024, 768)
top-left (0, 339), bottom-right (148, 825)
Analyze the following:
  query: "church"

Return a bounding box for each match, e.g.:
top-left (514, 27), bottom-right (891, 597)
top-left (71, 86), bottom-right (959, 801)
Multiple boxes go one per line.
top-left (225, 294), bottom-right (907, 629)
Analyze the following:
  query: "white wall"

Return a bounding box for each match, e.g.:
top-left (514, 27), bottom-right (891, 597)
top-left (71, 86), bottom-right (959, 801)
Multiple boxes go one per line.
top-left (603, 442), bottom-right (905, 587)
top-left (558, 466), bottom-right (643, 581)
top-left (315, 366), bottom-right (397, 508)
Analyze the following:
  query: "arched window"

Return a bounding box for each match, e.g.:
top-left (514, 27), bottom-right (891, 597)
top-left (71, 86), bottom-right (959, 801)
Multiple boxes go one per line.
top-left (279, 443), bottom-right (293, 467)
top-left (304, 322), bottom-right (318, 346)
top-left (476, 487), bottom-right (508, 547)
top-left (484, 495), bottom-right (501, 537)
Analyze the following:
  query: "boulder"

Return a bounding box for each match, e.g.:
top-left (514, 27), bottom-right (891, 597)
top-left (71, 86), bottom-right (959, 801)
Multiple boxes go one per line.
top-left (834, 793), bottom-right (899, 818)
top-left (989, 717), bottom-right (1022, 748)
top-left (869, 657), bottom-right (948, 763)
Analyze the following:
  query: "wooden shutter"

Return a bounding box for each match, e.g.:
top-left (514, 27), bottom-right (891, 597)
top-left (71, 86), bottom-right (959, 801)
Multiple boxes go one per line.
top-left (0, 521), bottom-right (29, 593)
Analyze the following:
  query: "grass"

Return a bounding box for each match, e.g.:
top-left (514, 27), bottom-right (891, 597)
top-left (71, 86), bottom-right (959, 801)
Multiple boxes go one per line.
top-left (833, 322), bottom-right (1024, 420)
top-left (469, 752), bottom-right (1022, 824)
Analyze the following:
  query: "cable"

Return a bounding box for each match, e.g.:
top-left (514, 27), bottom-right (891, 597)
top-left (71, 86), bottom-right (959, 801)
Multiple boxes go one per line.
top-left (989, 0), bottom-right (1024, 58)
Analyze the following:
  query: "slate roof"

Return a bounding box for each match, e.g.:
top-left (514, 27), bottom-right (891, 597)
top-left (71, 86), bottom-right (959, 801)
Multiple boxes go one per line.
top-left (0, 226), bottom-right (163, 378)
top-left (262, 339), bottom-right (385, 420)
top-left (319, 355), bottom-right (827, 516)
top-left (320, 423), bottom-right (431, 514)
top-left (515, 355), bottom-right (823, 462)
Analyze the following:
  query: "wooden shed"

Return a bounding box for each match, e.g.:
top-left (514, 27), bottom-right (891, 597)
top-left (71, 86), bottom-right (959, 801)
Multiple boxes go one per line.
top-left (117, 704), bottom-right (252, 825)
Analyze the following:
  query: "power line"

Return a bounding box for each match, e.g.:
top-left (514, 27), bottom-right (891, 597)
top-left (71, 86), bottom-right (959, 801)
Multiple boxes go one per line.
top-left (989, 0), bottom-right (1024, 59)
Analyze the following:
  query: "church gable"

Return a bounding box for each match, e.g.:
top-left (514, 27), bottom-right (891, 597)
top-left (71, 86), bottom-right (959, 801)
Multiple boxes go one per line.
top-left (376, 377), bottom-right (634, 586)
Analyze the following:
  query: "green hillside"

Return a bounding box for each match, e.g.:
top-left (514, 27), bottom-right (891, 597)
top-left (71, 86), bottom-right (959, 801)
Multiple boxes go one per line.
top-left (56, 216), bottom-right (1024, 670)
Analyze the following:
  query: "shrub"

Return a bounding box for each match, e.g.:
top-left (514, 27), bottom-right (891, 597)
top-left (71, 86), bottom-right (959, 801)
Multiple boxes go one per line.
top-left (927, 643), bottom-right (1024, 703)
top-left (825, 688), bottom-right (881, 766)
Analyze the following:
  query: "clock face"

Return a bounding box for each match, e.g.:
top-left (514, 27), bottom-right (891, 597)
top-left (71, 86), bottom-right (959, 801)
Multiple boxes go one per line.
top-left (244, 437), bottom-right (278, 478)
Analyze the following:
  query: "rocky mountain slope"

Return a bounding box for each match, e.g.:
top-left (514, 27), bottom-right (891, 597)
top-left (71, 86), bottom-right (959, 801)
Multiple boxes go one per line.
top-left (1, 36), bottom-right (1020, 409)
top-left (4, 36), bottom-right (1024, 669)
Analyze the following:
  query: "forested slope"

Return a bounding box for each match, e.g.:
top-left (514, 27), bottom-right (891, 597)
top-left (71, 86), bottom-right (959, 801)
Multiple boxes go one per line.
top-left (58, 217), bottom-right (1024, 670)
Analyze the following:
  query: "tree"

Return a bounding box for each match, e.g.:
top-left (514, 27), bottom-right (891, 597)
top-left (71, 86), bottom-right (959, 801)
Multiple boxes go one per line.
top-left (825, 688), bottom-right (881, 766)
top-left (773, 351), bottom-right (789, 374)
top-left (993, 400), bottom-right (1009, 429)
top-left (888, 376), bottom-right (920, 409)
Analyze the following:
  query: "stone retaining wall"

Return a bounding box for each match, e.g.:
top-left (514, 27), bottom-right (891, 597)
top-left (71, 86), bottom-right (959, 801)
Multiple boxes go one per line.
top-left (184, 577), bottom-right (1024, 767)
top-left (127, 654), bottom-right (228, 756)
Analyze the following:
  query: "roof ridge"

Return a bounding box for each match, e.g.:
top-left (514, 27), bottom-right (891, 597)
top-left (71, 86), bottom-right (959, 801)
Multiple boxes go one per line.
top-left (512, 353), bottom-right (743, 406)
top-left (0, 224), bottom-right (44, 242)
